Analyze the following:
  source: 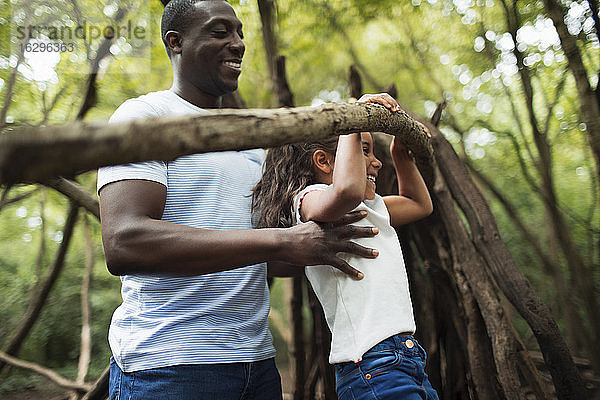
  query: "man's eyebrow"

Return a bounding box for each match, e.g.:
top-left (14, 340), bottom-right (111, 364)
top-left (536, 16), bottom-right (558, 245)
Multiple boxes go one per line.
top-left (205, 17), bottom-right (243, 29)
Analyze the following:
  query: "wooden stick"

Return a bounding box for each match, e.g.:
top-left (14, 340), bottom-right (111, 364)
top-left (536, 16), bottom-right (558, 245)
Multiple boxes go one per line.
top-left (0, 103), bottom-right (433, 185)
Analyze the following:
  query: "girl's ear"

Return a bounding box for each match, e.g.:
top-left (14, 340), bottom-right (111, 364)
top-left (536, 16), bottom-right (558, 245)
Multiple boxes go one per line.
top-left (313, 150), bottom-right (333, 175)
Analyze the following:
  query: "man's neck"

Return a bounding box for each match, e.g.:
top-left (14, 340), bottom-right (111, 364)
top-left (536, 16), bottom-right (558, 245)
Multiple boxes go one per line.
top-left (170, 78), bottom-right (222, 109)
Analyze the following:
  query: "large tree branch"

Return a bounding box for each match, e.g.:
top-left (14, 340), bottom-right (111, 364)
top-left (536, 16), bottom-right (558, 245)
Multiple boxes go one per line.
top-left (430, 120), bottom-right (588, 399)
top-left (45, 178), bottom-right (99, 219)
top-left (0, 186), bottom-right (40, 212)
top-left (0, 103), bottom-right (433, 186)
top-left (77, 8), bottom-right (129, 121)
top-left (543, 0), bottom-right (600, 183)
top-left (466, 162), bottom-right (556, 276)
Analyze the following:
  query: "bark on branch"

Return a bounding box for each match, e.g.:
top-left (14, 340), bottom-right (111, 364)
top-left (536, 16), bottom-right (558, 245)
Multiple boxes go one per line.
top-left (45, 178), bottom-right (99, 220)
top-left (80, 366), bottom-right (109, 400)
top-left (0, 102), bottom-right (433, 186)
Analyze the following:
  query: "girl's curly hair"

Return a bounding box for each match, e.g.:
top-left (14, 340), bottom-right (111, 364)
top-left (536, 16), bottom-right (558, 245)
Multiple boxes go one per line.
top-left (252, 138), bottom-right (339, 228)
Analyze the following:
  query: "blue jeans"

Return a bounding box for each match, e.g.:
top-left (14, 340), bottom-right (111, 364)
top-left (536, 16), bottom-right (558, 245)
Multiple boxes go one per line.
top-left (334, 335), bottom-right (439, 400)
top-left (109, 357), bottom-right (282, 400)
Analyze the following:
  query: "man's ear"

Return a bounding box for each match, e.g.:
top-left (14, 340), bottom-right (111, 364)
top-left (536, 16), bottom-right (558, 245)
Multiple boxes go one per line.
top-left (312, 150), bottom-right (333, 175)
top-left (165, 31), bottom-right (183, 54)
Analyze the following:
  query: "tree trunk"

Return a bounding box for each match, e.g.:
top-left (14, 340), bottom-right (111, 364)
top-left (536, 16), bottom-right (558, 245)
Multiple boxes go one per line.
top-left (70, 216), bottom-right (94, 400)
top-left (307, 287), bottom-right (335, 400)
top-left (430, 119), bottom-right (587, 399)
top-left (542, 0), bottom-right (600, 186)
top-left (257, 0), bottom-right (278, 102)
top-left (467, 163), bottom-right (588, 354)
top-left (291, 278), bottom-right (306, 400)
top-left (502, 0), bottom-right (600, 373)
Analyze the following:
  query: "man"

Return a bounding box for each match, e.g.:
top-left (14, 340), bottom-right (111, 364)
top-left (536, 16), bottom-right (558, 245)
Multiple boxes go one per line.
top-left (98, 1), bottom-right (378, 399)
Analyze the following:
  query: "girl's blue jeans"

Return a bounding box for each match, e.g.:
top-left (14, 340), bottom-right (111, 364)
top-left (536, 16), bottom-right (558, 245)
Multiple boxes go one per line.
top-left (334, 335), bottom-right (440, 400)
top-left (109, 356), bottom-right (282, 400)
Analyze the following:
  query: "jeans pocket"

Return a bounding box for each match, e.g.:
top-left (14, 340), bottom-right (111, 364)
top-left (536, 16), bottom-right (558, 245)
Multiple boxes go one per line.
top-left (336, 364), bottom-right (360, 389)
top-left (361, 349), bottom-right (401, 378)
top-left (336, 384), bottom-right (357, 400)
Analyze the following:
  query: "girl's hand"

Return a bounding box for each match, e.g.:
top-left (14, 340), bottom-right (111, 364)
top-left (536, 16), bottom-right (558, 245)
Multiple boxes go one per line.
top-left (390, 121), bottom-right (431, 159)
top-left (390, 137), bottom-right (410, 160)
top-left (356, 93), bottom-right (400, 112)
top-left (417, 120), bottom-right (432, 138)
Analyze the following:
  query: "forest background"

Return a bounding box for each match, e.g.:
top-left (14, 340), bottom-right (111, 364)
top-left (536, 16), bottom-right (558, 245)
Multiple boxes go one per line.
top-left (0, 0), bottom-right (598, 398)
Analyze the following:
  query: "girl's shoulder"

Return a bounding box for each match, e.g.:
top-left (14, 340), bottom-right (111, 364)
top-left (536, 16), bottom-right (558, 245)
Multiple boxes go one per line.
top-left (292, 183), bottom-right (329, 224)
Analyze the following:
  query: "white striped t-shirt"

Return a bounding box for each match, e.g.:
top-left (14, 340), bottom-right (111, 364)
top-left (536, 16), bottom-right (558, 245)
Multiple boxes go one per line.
top-left (97, 90), bottom-right (275, 372)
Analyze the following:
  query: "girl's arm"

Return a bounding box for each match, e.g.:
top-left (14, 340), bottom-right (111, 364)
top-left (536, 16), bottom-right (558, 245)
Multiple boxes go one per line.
top-left (383, 137), bottom-right (433, 227)
top-left (300, 132), bottom-right (366, 222)
top-left (300, 93), bottom-right (400, 223)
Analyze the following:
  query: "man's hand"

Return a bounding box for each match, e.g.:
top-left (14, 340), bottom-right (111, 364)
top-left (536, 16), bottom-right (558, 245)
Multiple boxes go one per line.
top-left (277, 211), bottom-right (379, 280)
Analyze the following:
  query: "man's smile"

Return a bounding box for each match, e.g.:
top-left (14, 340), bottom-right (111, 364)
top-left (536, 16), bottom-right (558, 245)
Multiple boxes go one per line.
top-left (223, 59), bottom-right (242, 73)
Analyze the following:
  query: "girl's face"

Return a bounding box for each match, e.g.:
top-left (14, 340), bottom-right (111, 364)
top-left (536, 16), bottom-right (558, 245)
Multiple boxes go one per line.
top-left (360, 132), bottom-right (382, 200)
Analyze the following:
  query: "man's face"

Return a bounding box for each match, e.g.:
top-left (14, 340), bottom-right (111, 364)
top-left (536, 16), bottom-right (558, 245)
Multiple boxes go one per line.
top-left (179, 1), bottom-right (245, 97)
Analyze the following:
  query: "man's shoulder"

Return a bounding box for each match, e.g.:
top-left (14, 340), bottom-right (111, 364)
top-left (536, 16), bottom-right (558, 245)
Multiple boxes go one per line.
top-left (109, 91), bottom-right (175, 123)
top-left (131, 90), bottom-right (176, 110)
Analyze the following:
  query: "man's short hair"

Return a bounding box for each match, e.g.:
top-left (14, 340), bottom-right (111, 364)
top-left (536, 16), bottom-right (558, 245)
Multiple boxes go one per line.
top-left (161, 0), bottom-right (223, 58)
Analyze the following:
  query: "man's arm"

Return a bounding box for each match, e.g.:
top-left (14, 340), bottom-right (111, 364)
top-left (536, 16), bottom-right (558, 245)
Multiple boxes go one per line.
top-left (267, 261), bottom-right (304, 278)
top-left (99, 179), bottom-right (378, 279)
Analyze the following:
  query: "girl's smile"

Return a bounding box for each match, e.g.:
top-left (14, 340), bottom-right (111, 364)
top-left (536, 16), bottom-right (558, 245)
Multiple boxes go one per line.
top-left (361, 132), bottom-right (382, 200)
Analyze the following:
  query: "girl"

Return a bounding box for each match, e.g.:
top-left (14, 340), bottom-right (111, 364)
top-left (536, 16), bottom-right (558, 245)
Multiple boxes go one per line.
top-left (253, 94), bottom-right (438, 400)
